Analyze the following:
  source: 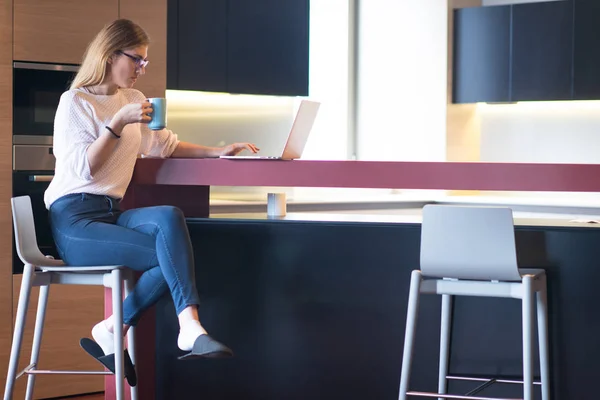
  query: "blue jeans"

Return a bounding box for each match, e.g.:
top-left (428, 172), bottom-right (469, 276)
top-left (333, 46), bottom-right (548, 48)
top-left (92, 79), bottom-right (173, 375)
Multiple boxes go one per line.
top-left (48, 193), bottom-right (201, 326)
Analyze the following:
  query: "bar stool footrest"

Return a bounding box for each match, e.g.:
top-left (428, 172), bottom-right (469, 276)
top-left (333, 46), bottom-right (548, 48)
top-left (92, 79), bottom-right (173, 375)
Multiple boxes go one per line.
top-left (16, 362), bottom-right (113, 380)
top-left (26, 369), bottom-right (113, 375)
top-left (406, 391), bottom-right (521, 400)
top-left (447, 375), bottom-right (542, 386)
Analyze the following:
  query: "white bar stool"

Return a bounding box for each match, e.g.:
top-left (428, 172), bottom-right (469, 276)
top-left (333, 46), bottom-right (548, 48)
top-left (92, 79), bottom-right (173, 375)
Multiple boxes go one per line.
top-left (3, 195), bottom-right (137, 400)
top-left (398, 205), bottom-right (550, 400)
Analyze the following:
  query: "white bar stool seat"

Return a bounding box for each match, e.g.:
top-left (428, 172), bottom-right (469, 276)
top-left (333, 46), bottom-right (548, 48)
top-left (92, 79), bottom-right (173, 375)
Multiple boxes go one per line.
top-left (398, 205), bottom-right (550, 400)
top-left (3, 195), bottom-right (137, 400)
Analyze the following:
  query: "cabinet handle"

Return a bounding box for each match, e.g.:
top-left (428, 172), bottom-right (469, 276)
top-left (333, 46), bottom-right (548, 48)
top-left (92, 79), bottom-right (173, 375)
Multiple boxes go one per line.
top-left (13, 62), bottom-right (79, 72)
top-left (30, 175), bottom-right (54, 182)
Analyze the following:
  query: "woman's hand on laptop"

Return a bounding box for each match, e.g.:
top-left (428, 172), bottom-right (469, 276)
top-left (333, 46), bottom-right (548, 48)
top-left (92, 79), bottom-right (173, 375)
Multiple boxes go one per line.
top-left (219, 142), bottom-right (260, 157)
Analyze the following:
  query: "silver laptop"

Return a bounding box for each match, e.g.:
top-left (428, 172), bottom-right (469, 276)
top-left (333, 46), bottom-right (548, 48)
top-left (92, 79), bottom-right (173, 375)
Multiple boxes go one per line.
top-left (220, 100), bottom-right (320, 160)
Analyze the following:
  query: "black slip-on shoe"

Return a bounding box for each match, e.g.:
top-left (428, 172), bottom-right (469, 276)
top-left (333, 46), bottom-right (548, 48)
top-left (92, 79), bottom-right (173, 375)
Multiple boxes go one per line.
top-left (80, 337), bottom-right (137, 387)
top-left (177, 334), bottom-right (234, 360)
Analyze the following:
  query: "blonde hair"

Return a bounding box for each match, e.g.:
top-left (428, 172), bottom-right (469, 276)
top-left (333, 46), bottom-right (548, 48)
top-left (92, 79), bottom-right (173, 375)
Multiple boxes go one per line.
top-left (70, 19), bottom-right (149, 89)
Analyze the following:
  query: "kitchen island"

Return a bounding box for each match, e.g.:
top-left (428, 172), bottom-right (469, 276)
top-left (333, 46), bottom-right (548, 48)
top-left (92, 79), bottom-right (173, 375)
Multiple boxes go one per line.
top-left (107, 159), bottom-right (600, 400)
top-left (122, 159), bottom-right (600, 218)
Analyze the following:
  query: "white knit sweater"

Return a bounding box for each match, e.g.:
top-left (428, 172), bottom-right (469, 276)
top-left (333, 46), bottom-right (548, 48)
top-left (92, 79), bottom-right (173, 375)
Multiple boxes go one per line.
top-left (44, 88), bottom-right (179, 209)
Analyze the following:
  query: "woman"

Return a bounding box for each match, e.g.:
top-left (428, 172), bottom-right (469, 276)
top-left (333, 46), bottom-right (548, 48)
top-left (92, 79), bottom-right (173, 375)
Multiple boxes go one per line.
top-left (45, 19), bottom-right (258, 360)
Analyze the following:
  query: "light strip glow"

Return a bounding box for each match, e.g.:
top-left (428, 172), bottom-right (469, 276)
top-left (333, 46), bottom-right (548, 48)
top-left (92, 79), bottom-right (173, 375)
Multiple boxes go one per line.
top-left (477, 100), bottom-right (600, 111)
top-left (166, 89), bottom-right (304, 108)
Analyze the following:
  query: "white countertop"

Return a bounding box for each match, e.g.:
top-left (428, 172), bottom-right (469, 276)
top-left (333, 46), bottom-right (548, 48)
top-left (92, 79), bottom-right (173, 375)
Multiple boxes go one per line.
top-left (210, 190), bottom-right (600, 217)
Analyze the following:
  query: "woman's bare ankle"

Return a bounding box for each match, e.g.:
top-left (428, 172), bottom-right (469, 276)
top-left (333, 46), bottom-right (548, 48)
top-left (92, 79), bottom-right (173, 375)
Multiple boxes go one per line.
top-left (103, 315), bottom-right (129, 336)
top-left (177, 305), bottom-right (200, 327)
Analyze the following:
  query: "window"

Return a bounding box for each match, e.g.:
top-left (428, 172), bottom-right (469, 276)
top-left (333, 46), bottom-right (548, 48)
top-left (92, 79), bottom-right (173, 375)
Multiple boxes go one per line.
top-left (303, 0), bottom-right (352, 160)
top-left (356, 0), bottom-right (448, 161)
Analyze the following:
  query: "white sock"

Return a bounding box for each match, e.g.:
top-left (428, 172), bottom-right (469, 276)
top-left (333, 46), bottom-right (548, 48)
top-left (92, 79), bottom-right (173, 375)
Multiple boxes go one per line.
top-left (92, 320), bottom-right (117, 355)
top-left (177, 320), bottom-right (207, 351)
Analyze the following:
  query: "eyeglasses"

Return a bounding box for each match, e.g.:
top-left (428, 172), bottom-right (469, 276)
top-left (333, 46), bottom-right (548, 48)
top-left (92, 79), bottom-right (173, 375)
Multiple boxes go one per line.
top-left (117, 50), bottom-right (149, 69)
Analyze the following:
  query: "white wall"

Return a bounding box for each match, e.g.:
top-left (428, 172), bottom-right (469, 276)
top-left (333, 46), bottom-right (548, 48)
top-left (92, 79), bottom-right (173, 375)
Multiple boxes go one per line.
top-left (479, 102), bottom-right (600, 164)
top-left (356, 0), bottom-right (448, 162)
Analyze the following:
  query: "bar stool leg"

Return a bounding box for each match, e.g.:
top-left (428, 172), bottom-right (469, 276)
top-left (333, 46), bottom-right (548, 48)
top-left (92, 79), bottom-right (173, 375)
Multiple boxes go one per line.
top-left (522, 275), bottom-right (535, 400)
top-left (112, 269), bottom-right (125, 400)
top-left (536, 274), bottom-right (550, 400)
top-left (398, 270), bottom-right (423, 400)
top-left (438, 294), bottom-right (453, 400)
top-left (25, 284), bottom-right (50, 400)
top-left (4, 264), bottom-right (35, 400)
top-left (124, 275), bottom-right (138, 400)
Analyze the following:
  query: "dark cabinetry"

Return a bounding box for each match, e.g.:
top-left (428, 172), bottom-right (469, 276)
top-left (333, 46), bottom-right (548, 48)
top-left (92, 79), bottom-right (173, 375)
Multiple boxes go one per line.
top-left (176, 0), bottom-right (227, 93)
top-left (453, 1), bottom-right (597, 103)
top-left (168, 0), bottom-right (309, 96)
top-left (453, 5), bottom-right (511, 103)
top-left (511, 1), bottom-right (573, 101)
top-left (573, 0), bottom-right (600, 100)
top-left (227, 0), bottom-right (309, 96)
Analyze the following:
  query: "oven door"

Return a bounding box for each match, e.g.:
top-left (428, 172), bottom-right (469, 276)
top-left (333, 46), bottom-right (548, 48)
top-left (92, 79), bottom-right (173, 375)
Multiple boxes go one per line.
top-left (12, 145), bottom-right (58, 274)
top-left (13, 62), bottom-right (78, 143)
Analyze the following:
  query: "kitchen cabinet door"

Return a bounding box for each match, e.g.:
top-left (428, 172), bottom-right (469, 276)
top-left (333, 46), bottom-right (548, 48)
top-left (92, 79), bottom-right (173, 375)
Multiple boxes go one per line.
top-left (14, 0), bottom-right (118, 64)
top-left (511, 0), bottom-right (573, 101)
top-left (573, 0), bottom-right (600, 100)
top-left (453, 5), bottom-right (511, 103)
top-left (176, 0), bottom-right (228, 92)
top-left (227, 0), bottom-right (309, 96)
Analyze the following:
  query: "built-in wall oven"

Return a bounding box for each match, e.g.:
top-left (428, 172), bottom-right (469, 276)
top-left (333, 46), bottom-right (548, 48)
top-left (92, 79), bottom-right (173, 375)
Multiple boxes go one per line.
top-left (12, 61), bottom-right (79, 274)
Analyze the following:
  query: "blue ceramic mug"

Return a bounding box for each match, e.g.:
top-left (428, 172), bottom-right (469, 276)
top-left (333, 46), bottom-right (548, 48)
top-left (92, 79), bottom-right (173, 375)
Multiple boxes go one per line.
top-left (148, 97), bottom-right (167, 130)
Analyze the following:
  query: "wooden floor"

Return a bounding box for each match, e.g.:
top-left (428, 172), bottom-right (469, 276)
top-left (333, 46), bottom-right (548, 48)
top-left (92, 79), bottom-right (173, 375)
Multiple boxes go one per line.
top-left (50, 393), bottom-right (103, 400)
